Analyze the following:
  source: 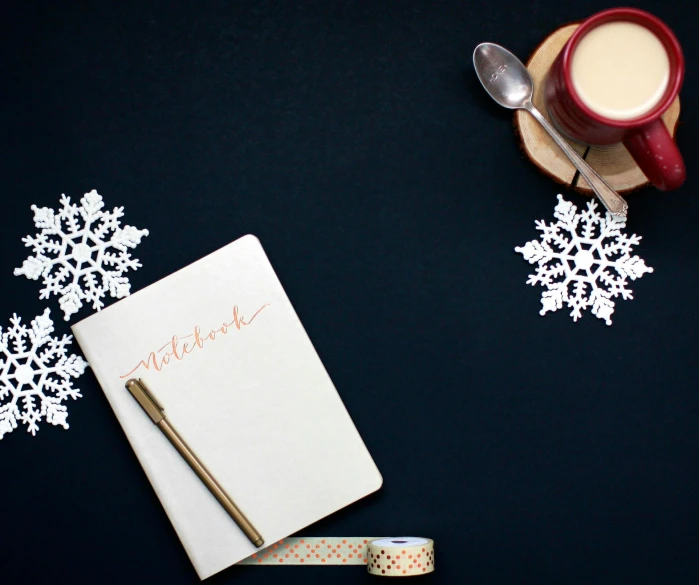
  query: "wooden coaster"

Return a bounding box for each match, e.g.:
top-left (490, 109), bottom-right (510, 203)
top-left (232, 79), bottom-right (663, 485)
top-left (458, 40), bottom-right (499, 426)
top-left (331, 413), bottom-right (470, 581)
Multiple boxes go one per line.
top-left (514, 23), bottom-right (681, 194)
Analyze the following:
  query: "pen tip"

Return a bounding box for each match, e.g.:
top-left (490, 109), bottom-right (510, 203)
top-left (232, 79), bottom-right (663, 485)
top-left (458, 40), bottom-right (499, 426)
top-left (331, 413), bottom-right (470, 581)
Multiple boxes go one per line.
top-left (254, 538), bottom-right (264, 548)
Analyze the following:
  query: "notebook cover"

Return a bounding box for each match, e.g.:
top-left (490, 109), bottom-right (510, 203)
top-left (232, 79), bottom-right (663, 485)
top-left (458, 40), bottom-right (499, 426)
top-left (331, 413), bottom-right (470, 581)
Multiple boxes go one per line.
top-left (71, 235), bottom-right (382, 579)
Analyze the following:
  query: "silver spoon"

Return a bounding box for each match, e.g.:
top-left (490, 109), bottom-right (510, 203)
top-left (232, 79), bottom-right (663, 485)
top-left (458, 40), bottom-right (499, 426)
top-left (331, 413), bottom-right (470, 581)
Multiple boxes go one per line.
top-left (473, 42), bottom-right (628, 219)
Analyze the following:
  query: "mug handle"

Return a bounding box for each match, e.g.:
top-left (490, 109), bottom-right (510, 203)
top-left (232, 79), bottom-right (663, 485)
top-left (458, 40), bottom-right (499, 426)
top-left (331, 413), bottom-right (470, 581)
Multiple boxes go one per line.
top-left (622, 119), bottom-right (686, 191)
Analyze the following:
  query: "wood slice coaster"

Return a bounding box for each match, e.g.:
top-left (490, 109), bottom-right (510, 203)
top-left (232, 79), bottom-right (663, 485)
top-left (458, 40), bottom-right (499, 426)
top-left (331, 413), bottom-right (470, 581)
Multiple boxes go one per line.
top-left (514, 23), bottom-right (681, 194)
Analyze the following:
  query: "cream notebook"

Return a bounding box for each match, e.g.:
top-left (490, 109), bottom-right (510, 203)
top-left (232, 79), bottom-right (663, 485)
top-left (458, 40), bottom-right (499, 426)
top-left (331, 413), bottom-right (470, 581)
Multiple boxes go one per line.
top-left (71, 235), bottom-right (382, 579)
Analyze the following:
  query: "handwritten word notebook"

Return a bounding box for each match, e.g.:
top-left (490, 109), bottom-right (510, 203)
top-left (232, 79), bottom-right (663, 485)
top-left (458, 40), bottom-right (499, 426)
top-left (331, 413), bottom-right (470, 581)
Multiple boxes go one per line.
top-left (72, 235), bottom-right (382, 579)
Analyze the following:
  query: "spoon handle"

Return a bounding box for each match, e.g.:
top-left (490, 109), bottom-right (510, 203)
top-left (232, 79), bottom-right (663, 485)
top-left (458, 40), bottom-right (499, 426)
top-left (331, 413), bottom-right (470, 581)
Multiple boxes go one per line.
top-left (524, 102), bottom-right (628, 218)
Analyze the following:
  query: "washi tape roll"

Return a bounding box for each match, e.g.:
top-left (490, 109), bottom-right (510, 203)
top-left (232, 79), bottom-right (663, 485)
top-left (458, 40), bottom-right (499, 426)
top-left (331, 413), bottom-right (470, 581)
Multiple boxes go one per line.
top-left (367, 537), bottom-right (435, 577)
top-left (239, 536), bottom-right (434, 577)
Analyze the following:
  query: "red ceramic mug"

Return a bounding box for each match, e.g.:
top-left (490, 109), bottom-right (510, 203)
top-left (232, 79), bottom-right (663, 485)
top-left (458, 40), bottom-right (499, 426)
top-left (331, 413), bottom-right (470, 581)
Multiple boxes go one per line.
top-left (545, 8), bottom-right (685, 191)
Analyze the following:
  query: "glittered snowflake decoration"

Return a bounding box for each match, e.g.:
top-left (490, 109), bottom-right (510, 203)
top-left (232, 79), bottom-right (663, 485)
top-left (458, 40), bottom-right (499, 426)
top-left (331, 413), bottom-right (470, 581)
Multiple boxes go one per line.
top-left (14, 190), bottom-right (149, 321)
top-left (515, 195), bottom-right (653, 325)
top-left (0, 309), bottom-right (88, 439)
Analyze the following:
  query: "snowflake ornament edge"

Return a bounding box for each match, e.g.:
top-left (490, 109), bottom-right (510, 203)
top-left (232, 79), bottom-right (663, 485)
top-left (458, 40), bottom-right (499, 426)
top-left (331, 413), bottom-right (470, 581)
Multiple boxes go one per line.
top-left (14, 189), bottom-right (149, 322)
top-left (0, 308), bottom-right (89, 440)
top-left (515, 194), bottom-right (654, 326)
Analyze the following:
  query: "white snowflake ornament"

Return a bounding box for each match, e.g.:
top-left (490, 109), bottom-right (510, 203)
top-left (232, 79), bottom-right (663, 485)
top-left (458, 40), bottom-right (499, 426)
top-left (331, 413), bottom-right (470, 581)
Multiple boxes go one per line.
top-left (14, 190), bottom-right (149, 321)
top-left (515, 195), bottom-right (653, 325)
top-left (0, 309), bottom-right (88, 439)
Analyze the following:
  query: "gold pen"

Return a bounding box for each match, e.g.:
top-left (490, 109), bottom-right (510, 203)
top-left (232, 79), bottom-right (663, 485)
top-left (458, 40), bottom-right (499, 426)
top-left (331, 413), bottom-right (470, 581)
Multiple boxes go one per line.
top-left (125, 378), bottom-right (264, 548)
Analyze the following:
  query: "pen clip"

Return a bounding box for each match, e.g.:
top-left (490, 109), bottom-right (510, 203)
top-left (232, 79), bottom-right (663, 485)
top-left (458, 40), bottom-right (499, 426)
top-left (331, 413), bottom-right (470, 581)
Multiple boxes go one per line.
top-left (125, 378), bottom-right (165, 424)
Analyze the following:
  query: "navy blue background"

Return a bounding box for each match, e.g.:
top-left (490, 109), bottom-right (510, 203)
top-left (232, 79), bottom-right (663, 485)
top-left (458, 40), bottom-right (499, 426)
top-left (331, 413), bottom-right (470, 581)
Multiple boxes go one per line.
top-left (1, 1), bottom-right (698, 584)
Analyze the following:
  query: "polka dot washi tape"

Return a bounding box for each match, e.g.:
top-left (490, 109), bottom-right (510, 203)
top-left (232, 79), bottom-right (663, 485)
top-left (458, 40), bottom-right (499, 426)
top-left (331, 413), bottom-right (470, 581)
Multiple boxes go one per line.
top-left (238, 537), bottom-right (375, 566)
top-left (238, 536), bottom-right (434, 577)
top-left (367, 537), bottom-right (435, 577)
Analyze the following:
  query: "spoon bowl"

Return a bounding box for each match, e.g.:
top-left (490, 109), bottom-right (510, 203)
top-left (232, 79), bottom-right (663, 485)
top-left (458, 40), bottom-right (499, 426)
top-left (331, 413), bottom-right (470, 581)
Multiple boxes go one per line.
top-left (473, 43), bottom-right (533, 109)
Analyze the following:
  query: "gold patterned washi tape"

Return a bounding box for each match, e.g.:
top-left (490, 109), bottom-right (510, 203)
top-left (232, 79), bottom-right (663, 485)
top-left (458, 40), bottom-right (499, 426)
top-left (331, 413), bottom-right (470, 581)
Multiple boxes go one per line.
top-left (238, 536), bottom-right (434, 577)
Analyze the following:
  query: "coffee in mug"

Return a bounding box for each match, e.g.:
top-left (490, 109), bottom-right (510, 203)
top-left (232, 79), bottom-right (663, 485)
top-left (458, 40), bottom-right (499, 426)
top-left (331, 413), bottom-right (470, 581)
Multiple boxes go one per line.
top-left (571, 21), bottom-right (670, 121)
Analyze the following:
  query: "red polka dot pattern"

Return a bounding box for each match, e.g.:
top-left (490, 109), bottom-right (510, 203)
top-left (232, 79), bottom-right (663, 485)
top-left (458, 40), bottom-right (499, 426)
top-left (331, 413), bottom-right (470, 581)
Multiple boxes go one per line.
top-left (237, 538), bottom-right (376, 566)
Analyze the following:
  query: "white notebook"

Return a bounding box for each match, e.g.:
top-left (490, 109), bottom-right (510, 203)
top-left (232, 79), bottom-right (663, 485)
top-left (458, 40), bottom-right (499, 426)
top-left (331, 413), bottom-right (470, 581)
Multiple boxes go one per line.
top-left (72, 235), bottom-right (382, 579)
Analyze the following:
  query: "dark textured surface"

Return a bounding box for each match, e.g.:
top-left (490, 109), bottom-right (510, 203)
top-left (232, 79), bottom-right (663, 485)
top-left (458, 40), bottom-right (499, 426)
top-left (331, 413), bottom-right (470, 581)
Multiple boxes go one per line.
top-left (1, 1), bottom-right (698, 584)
